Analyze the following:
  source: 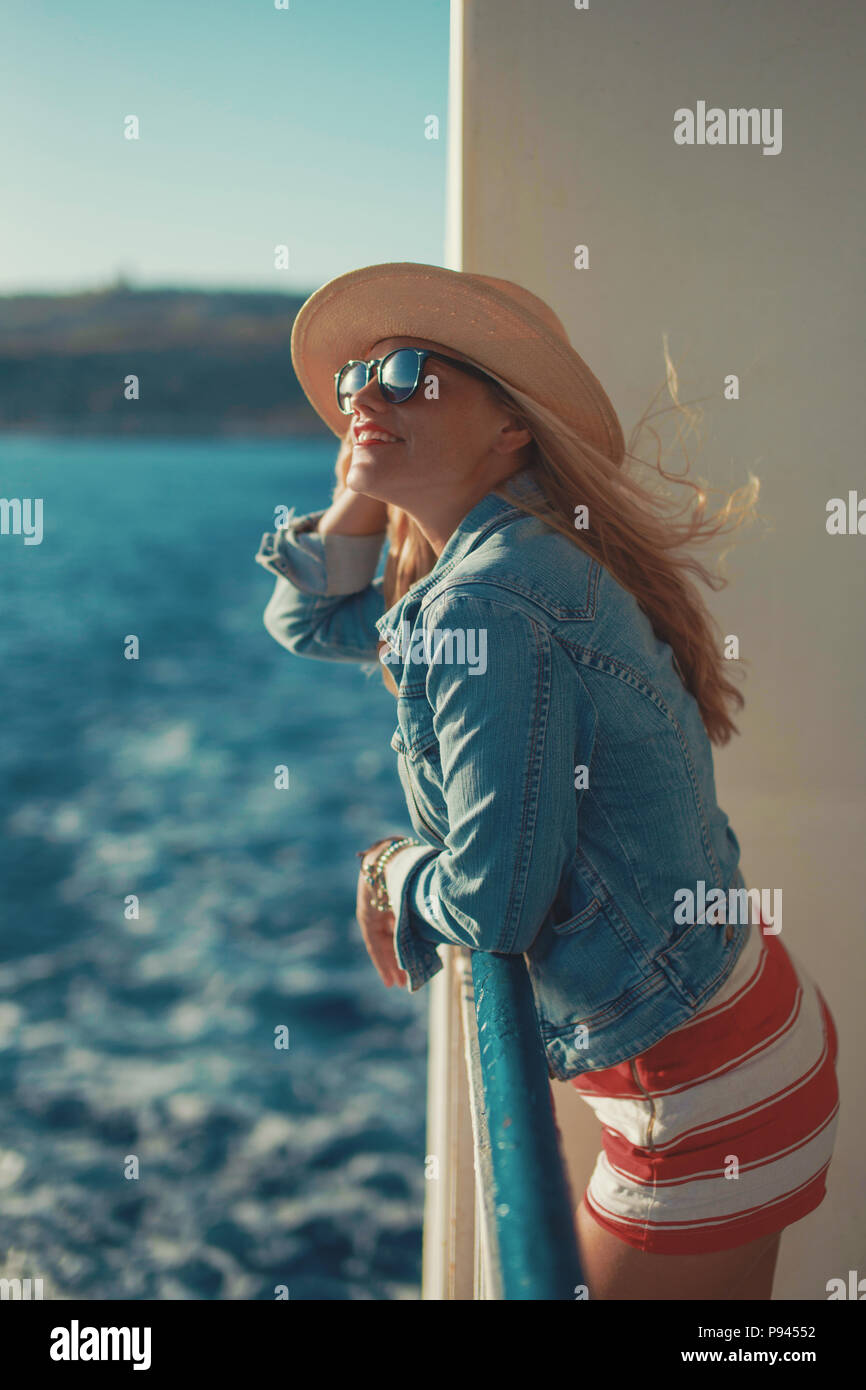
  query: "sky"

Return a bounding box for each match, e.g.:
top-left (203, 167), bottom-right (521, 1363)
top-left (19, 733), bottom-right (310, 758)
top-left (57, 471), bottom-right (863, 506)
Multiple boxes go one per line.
top-left (0, 0), bottom-right (450, 296)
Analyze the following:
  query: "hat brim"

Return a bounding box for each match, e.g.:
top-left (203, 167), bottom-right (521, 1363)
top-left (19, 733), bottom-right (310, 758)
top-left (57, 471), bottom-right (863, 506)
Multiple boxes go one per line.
top-left (290, 261), bottom-right (624, 466)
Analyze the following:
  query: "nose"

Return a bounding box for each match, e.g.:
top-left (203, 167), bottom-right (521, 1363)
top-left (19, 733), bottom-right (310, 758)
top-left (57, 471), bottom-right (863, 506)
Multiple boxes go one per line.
top-left (348, 375), bottom-right (391, 422)
top-left (349, 367), bottom-right (386, 416)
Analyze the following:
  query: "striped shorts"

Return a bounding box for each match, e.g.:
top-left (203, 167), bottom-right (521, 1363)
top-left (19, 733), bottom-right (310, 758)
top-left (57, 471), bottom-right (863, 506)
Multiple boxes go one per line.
top-left (571, 917), bottom-right (840, 1254)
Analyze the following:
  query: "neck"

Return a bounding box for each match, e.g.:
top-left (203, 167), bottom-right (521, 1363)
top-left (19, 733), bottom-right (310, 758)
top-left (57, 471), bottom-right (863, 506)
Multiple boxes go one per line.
top-left (403, 460), bottom-right (524, 557)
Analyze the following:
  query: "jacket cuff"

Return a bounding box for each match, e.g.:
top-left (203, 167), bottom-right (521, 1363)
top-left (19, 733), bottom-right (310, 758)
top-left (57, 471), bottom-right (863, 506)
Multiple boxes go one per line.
top-left (255, 508), bottom-right (387, 596)
top-left (382, 843), bottom-right (446, 992)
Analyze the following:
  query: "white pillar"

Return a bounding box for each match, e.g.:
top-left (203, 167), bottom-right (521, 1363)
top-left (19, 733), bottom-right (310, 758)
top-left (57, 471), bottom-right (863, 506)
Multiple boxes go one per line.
top-left (446, 0), bottom-right (864, 1298)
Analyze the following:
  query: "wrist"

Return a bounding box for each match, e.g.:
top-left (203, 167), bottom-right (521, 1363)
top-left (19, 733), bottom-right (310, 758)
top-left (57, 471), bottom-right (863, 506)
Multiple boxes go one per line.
top-left (359, 836), bottom-right (423, 911)
top-left (359, 837), bottom-right (399, 869)
top-left (318, 487), bottom-right (389, 537)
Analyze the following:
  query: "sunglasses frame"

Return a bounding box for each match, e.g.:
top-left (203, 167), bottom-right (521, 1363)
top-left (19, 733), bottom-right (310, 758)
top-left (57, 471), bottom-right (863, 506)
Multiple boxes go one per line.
top-left (333, 347), bottom-right (496, 415)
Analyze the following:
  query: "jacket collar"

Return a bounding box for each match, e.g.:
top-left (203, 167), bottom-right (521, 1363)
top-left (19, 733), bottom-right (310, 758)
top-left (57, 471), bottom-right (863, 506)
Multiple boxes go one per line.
top-left (374, 465), bottom-right (547, 646)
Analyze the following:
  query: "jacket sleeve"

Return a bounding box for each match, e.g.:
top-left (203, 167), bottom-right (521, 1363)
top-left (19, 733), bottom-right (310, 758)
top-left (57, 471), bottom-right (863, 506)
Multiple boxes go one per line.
top-left (256, 507), bottom-right (388, 663)
top-left (382, 590), bottom-right (585, 991)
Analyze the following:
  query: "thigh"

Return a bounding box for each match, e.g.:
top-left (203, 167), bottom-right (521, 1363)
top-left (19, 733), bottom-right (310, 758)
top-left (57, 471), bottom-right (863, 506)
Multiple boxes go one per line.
top-left (576, 1196), bottom-right (782, 1301)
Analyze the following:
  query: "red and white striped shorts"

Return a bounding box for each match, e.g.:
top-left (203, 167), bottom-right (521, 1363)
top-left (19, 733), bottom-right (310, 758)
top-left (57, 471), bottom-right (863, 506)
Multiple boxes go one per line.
top-left (571, 917), bottom-right (840, 1254)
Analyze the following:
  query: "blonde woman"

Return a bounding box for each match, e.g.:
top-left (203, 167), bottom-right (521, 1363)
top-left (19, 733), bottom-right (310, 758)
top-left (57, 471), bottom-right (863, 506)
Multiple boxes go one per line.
top-left (255, 263), bottom-right (839, 1301)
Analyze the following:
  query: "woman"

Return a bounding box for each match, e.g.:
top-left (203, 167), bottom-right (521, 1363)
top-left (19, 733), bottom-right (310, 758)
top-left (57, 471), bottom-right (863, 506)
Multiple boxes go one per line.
top-left (255, 262), bottom-right (840, 1300)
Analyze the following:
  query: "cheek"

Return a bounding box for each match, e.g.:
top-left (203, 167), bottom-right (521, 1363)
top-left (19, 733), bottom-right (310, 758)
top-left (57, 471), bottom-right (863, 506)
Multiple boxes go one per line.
top-left (413, 401), bottom-right (479, 456)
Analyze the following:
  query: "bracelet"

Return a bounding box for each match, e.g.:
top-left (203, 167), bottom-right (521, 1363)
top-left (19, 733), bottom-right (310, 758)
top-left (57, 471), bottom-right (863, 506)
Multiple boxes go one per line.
top-left (359, 836), bottom-right (423, 912)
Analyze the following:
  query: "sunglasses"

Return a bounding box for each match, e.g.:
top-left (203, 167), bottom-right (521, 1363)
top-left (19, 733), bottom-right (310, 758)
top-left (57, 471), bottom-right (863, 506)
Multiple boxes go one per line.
top-left (334, 347), bottom-right (495, 415)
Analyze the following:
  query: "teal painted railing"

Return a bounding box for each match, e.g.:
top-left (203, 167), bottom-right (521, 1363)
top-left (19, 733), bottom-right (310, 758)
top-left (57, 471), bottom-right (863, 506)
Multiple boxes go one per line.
top-left (470, 952), bottom-right (585, 1299)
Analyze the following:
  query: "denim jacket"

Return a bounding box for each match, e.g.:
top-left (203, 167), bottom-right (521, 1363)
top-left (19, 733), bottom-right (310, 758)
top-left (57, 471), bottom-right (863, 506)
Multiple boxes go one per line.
top-left (255, 466), bottom-right (750, 1081)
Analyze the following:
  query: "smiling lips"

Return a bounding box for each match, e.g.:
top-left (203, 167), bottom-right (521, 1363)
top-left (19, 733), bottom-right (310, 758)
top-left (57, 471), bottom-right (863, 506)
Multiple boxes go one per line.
top-left (353, 426), bottom-right (403, 445)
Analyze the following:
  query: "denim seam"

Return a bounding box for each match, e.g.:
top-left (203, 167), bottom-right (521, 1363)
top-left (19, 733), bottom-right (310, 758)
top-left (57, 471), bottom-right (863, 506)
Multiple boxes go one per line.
top-left (538, 966), bottom-right (669, 1043)
top-left (555, 636), bottom-right (721, 883)
top-left (667, 913), bottom-right (751, 1008)
top-left (503, 611), bottom-right (550, 954)
top-left (422, 557), bottom-right (600, 622)
top-left (421, 590), bottom-right (554, 957)
top-left (574, 846), bottom-right (657, 974)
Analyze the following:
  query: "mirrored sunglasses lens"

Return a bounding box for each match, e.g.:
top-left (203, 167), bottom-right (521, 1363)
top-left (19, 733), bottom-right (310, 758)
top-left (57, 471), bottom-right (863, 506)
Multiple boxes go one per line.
top-left (380, 350), bottom-right (420, 402)
top-left (337, 363), bottom-right (367, 410)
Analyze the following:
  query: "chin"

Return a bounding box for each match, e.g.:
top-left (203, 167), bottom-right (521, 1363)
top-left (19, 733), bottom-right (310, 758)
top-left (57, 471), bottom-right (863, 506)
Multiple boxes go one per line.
top-left (346, 460), bottom-right (389, 498)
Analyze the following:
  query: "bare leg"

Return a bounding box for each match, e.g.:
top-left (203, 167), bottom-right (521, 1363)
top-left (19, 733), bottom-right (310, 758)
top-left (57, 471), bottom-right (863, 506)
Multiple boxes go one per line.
top-left (732, 1233), bottom-right (782, 1300)
top-left (576, 1196), bottom-right (783, 1300)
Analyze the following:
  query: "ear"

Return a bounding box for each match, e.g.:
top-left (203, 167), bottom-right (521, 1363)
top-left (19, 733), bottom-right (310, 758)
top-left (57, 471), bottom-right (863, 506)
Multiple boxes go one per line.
top-left (493, 418), bottom-right (533, 456)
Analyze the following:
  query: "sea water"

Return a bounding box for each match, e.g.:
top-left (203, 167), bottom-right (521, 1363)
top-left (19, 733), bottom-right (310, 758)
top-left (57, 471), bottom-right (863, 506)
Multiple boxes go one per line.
top-left (0, 434), bottom-right (425, 1300)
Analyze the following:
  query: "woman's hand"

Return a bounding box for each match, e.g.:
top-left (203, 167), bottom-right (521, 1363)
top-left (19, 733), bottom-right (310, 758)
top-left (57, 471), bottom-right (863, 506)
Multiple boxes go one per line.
top-left (356, 840), bottom-right (408, 989)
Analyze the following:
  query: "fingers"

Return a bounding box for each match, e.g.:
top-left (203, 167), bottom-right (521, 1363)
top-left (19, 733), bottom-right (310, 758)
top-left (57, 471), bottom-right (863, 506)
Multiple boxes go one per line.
top-left (369, 915), bottom-right (402, 988)
top-left (356, 861), bottom-right (408, 989)
top-left (358, 906), bottom-right (406, 988)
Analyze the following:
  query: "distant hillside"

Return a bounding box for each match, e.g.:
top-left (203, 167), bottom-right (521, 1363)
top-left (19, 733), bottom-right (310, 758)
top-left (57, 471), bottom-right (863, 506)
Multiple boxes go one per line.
top-left (0, 285), bottom-right (331, 436)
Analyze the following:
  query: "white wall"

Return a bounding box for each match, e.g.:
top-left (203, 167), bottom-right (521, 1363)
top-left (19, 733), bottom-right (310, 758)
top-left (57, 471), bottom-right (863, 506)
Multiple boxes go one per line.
top-left (449, 0), bottom-right (865, 1298)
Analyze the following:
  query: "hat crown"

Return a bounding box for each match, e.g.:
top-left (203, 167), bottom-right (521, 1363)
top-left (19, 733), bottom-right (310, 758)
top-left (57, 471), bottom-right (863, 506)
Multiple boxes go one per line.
top-left (465, 273), bottom-right (571, 346)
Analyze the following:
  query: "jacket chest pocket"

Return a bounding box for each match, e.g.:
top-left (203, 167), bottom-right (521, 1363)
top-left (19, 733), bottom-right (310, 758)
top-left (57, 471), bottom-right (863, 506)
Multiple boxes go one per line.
top-left (390, 691), bottom-right (440, 764)
top-left (390, 693), bottom-right (445, 840)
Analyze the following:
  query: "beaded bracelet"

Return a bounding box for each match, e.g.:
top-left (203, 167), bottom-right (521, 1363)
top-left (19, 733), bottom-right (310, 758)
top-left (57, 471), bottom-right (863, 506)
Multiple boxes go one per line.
top-left (359, 836), bottom-right (423, 912)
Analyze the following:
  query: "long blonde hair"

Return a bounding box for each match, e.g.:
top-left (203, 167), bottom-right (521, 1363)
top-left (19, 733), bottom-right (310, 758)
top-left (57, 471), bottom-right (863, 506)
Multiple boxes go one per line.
top-left (334, 342), bottom-right (761, 744)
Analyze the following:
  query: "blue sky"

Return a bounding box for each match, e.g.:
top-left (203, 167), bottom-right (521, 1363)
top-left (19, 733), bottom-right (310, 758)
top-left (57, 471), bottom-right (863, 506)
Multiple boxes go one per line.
top-left (0, 0), bottom-right (450, 295)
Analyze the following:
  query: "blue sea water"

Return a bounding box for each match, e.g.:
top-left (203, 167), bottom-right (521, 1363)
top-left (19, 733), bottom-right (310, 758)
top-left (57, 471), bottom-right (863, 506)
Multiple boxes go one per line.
top-left (0, 434), bottom-right (428, 1300)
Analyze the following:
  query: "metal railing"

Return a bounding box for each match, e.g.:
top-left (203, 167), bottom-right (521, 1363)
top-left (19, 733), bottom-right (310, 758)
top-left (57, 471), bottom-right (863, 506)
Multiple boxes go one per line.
top-left (422, 945), bottom-right (584, 1299)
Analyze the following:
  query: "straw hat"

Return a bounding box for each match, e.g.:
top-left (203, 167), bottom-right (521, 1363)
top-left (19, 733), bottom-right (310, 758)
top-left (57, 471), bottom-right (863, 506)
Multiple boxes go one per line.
top-left (289, 261), bottom-right (625, 468)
